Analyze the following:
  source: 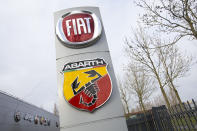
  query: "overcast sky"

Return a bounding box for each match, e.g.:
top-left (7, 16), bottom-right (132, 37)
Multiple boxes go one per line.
top-left (0, 0), bottom-right (196, 113)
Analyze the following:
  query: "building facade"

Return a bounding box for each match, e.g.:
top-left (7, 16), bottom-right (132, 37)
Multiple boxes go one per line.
top-left (0, 91), bottom-right (59, 131)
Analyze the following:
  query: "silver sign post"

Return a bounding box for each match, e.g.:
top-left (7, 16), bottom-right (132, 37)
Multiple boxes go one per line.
top-left (54, 7), bottom-right (128, 131)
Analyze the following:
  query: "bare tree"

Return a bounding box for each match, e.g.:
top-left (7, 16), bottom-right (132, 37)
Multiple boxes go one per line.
top-left (168, 88), bottom-right (179, 106)
top-left (135, 0), bottom-right (197, 41)
top-left (150, 94), bottom-right (166, 107)
top-left (125, 26), bottom-right (171, 108)
top-left (156, 43), bottom-right (192, 105)
top-left (150, 89), bottom-right (178, 108)
top-left (124, 63), bottom-right (155, 131)
top-left (124, 63), bottom-right (155, 112)
top-left (117, 78), bottom-right (131, 114)
top-left (53, 103), bottom-right (59, 116)
top-left (125, 26), bottom-right (193, 109)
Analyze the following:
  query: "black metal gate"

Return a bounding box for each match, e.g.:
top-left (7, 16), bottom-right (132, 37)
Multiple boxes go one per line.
top-left (152, 105), bottom-right (174, 130)
top-left (127, 111), bottom-right (156, 131)
top-left (127, 99), bottom-right (197, 131)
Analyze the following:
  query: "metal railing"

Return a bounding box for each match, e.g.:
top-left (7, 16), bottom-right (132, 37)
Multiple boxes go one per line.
top-left (127, 99), bottom-right (197, 131)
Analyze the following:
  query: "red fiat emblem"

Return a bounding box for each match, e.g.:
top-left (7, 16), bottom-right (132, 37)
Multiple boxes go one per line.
top-left (56, 11), bottom-right (102, 48)
top-left (62, 13), bottom-right (94, 42)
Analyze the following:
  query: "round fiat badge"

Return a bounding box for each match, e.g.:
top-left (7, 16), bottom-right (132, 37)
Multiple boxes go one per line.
top-left (56, 10), bottom-right (102, 48)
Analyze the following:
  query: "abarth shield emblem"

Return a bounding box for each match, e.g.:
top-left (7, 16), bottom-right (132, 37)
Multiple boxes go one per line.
top-left (62, 58), bottom-right (112, 112)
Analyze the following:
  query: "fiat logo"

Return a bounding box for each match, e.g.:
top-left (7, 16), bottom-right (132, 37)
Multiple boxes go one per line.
top-left (56, 10), bottom-right (102, 48)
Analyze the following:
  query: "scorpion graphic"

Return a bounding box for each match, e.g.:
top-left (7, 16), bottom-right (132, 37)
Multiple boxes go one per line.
top-left (71, 70), bottom-right (102, 107)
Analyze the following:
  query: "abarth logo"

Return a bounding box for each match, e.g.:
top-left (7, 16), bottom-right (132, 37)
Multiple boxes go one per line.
top-left (62, 58), bottom-right (112, 112)
top-left (56, 10), bottom-right (102, 48)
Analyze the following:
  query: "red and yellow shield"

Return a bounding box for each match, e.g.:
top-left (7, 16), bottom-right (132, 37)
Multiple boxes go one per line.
top-left (62, 58), bottom-right (112, 112)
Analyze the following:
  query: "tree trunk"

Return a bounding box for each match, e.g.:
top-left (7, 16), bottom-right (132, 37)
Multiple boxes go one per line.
top-left (170, 81), bottom-right (182, 105)
top-left (124, 99), bottom-right (130, 114)
top-left (146, 49), bottom-right (171, 108)
top-left (139, 99), bottom-right (150, 131)
top-left (156, 73), bottom-right (171, 109)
